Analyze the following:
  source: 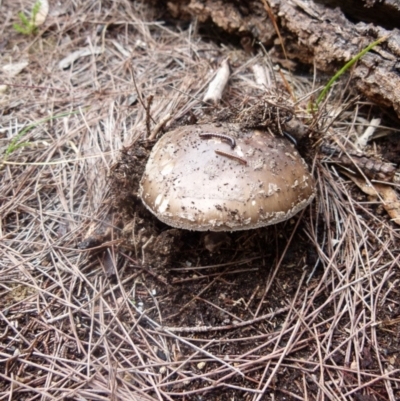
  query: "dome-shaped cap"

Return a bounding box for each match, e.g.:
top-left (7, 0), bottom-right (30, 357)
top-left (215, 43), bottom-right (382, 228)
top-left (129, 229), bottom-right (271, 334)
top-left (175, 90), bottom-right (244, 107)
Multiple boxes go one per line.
top-left (139, 123), bottom-right (315, 231)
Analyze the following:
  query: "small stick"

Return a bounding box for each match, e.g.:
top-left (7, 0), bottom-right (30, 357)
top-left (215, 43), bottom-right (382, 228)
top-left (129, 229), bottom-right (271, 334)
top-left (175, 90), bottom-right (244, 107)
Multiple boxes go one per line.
top-left (145, 95), bottom-right (154, 138)
top-left (203, 59), bottom-right (230, 104)
top-left (356, 117), bottom-right (381, 149)
top-left (148, 113), bottom-right (172, 141)
top-left (214, 150), bottom-right (247, 165)
top-left (131, 70), bottom-right (156, 134)
top-left (199, 132), bottom-right (236, 149)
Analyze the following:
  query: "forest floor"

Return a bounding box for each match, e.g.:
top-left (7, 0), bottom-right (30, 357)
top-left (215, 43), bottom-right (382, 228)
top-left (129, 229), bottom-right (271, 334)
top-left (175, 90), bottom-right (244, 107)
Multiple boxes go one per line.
top-left (1, 1), bottom-right (399, 400)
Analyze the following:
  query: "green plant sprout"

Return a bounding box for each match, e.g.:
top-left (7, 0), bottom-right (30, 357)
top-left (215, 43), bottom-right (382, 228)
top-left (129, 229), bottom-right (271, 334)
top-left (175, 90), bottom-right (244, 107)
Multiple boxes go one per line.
top-left (313, 35), bottom-right (389, 109)
top-left (13, 1), bottom-right (42, 35)
top-left (3, 110), bottom-right (82, 161)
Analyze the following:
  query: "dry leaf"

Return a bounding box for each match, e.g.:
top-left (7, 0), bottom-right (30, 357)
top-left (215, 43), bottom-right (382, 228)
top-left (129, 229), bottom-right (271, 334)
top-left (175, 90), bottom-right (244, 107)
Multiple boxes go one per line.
top-left (343, 171), bottom-right (400, 225)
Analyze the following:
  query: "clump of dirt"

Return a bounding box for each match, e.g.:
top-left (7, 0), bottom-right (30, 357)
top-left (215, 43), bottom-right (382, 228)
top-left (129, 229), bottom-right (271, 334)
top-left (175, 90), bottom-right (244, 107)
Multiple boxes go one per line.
top-left (108, 137), bottom-right (186, 267)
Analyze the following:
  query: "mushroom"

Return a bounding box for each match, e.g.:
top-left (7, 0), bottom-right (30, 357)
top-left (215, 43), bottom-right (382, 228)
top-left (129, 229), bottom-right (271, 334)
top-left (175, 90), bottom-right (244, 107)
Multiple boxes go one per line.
top-left (139, 123), bottom-right (315, 231)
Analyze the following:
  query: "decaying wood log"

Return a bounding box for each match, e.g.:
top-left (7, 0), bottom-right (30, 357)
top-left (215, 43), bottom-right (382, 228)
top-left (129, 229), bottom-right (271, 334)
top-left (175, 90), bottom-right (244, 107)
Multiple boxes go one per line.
top-left (167, 0), bottom-right (276, 44)
top-left (315, 0), bottom-right (400, 30)
top-left (165, 0), bottom-right (400, 119)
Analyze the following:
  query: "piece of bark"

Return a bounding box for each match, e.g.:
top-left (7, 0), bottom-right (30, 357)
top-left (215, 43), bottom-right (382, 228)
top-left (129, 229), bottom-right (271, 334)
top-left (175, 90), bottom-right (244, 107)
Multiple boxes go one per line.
top-left (167, 0), bottom-right (276, 44)
top-left (165, 0), bottom-right (400, 119)
top-left (274, 0), bottom-right (400, 116)
top-left (315, 0), bottom-right (400, 30)
top-left (203, 59), bottom-right (231, 103)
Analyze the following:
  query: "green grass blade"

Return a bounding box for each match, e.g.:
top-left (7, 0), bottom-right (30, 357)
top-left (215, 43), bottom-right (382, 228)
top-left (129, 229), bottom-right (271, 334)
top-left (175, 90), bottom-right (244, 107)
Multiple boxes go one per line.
top-left (13, 1), bottom-right (42, 35)
top-left (13, 23), bottom-right (29, 34)
top-left (31, 1), bottom-right (42, 25)
top-left (315, 35), bottom-right (389, 107)
top-left (17, 11), bottom-right (30, 26)
top-left (4, 110), bottom-right (84, 158)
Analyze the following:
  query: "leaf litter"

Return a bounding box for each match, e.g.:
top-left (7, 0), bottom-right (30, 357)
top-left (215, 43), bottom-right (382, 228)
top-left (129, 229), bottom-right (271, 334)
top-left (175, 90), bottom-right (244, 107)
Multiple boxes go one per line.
top-left (0, 1), bottom-right (400, 400)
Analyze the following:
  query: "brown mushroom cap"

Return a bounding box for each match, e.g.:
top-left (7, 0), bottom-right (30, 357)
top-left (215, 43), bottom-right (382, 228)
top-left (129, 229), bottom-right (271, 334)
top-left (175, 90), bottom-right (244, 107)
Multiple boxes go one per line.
top-left (139, 123), bottom-right (315, 231)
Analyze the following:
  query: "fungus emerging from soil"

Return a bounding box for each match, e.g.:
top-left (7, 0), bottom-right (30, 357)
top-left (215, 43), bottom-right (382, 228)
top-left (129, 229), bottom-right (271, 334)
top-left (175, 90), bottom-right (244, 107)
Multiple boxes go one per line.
top-left (139, 123), bottom-right (315, 231)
